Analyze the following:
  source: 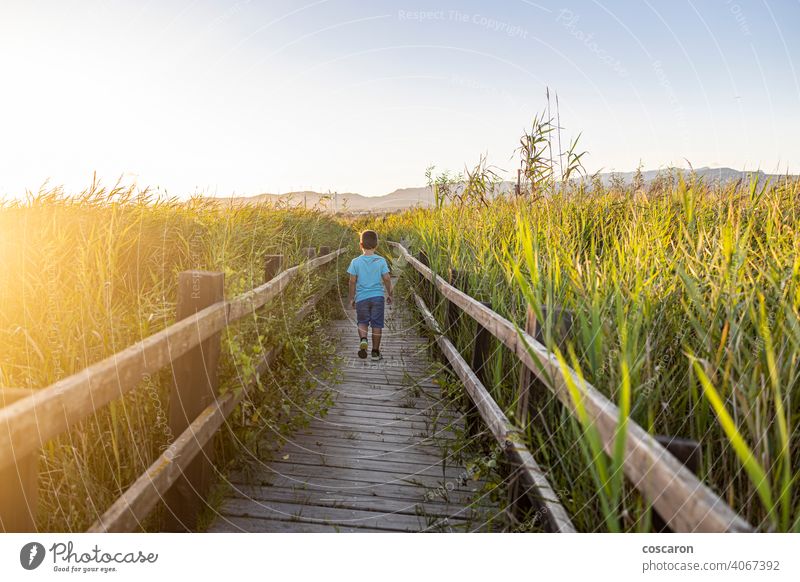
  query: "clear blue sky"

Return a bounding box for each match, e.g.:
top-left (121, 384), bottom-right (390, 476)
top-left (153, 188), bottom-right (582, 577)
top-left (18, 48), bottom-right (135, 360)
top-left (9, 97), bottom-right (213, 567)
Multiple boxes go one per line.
top-left (1, 0), bottom-right (798, 198)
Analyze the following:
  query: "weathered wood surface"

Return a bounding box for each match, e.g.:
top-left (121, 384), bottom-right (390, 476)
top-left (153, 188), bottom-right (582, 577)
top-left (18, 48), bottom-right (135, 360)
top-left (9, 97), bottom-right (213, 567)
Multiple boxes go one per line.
top-left (0, 389), bottom-right (38, 532)
top-left (208, 281), bottom-right (500, 532)
top-left (413, 293), bottom-right (575, 533)
top-left (163, 271), bottom-right (225, 531)
top-left (390, 241), bottom-right (751, 533)
top-left (0, 248), bottom-right (346, 474)
top-left (89, 282), bottom-right (338, 532)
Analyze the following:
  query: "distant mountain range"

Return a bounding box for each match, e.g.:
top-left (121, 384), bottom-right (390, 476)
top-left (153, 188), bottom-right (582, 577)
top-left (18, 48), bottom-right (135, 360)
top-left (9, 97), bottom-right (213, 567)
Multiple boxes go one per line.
top-left (207, 187), bottom-right (436, 213)
top-left (593, 166), bottom-right (792, 187)
top-left (206, 167), bottom-right (794, 213)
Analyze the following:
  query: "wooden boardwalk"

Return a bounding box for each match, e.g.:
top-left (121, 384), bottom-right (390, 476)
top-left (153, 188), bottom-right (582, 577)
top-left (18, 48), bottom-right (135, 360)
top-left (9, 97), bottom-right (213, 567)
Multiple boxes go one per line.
top-left (208, 280), bottom-right (499, 532)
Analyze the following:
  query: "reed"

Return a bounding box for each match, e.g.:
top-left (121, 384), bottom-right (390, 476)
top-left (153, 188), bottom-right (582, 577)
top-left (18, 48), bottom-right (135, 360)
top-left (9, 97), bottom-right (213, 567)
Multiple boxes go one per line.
top-left (0, 182), bottom-right (351, 531)
top-left (371, 174), bottom-right (800, 532)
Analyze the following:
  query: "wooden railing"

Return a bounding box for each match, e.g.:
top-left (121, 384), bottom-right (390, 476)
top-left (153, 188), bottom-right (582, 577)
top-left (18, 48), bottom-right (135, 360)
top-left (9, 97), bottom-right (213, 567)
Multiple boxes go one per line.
top-left (413, 293), bottom-right (575, 533)
top-left (0, 247), bottom-right (346, 533)
top-left (389, 241), bottom-right (752, 533)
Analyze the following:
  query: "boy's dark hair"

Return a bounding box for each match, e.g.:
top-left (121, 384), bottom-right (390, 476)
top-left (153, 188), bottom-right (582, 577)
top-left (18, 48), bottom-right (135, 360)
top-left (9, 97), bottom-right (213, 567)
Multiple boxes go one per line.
top-left (360, 230), bottom-right (378, 250)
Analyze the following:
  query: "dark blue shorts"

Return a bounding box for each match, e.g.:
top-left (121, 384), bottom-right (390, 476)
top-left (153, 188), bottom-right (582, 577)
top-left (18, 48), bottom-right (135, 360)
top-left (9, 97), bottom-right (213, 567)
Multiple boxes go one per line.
top-left (355, 296), bottom-right (385, 328)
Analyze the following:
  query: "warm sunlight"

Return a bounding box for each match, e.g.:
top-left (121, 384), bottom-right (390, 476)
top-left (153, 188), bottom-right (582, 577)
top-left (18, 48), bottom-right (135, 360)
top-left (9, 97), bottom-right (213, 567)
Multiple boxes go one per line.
top-left (0, 2), bottom-right (798, 580)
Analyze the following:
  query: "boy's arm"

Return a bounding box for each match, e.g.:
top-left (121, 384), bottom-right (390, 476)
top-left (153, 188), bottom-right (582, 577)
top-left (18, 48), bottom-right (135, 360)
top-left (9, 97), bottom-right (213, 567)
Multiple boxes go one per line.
top-left (348, 275), bottom-right (357, 307)
top-left (382, 272), bottom-right (393, 305)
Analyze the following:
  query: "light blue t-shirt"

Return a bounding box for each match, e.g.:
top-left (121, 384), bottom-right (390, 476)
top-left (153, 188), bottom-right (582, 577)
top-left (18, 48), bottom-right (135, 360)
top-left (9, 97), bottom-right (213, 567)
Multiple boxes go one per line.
top-left (347, 254), bottom-right (390, 303)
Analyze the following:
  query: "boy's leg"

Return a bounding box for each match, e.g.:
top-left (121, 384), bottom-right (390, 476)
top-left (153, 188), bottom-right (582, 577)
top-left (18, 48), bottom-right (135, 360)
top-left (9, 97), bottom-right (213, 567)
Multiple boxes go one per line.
top-left (370, 297), bottom-right (385, 355)
top-left (355, 300), bottom-right (369, 358)
top-left (372, 326), bottom-right (382, 351)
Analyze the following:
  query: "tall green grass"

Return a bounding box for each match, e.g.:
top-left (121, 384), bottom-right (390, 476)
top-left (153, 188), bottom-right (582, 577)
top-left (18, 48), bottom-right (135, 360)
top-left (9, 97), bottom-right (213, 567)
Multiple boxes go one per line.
top-left (373, 175), bottom-right (800, 531)
top-left (0, 183), bottom-right (353, 531)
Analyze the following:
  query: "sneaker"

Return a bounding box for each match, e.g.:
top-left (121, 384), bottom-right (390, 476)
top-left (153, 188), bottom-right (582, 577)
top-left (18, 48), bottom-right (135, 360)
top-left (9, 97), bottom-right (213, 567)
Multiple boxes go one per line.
top-left (371, 349), bottom-right (383, 361)
top-left (358, 338), bottom-right (368, 359)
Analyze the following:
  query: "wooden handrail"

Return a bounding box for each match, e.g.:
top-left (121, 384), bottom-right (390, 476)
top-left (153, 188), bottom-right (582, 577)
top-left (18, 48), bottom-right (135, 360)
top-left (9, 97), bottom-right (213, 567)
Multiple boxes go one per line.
top-left (0, 248), bottom-right (347, 474)
top-left (227, 249), bottom-right (343, 321)
top-left (88, 282), bottom-right (337, 532)
top-left (390, 241), bottom-right (751, 533)
top-left (413, 292), bottom-right (575, 533)
top-left (0, 388), bottom-right (35, 404)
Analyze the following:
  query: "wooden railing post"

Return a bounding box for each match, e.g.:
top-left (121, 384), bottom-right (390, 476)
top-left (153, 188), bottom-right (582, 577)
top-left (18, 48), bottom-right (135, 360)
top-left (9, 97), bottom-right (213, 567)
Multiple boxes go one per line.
top-left (652, 436), bottom-right (701, 532)
top-left (304, 247), bottom-right (317, 260)
top-left (319, 246), bottom-right (331, 256)
top-left (446, 269), bottom-right (464, 337)
top-left (508, 305), bottom-right (538, 521)
top-left (468, 301), bottom-right (491, 436)
top-left (471, 301), bottom-right (491, 382)
top-left (416, 250), bottom-right (430, 305)
top-left (163, 270), bottom-right (224, 532)
top-left (0, 388), bottom-right (37, 532)
top-left (535, 306), bottom-right (574, 351)
top-left (515, 305), bottom-right (538, 428)
top-left (264, 254), bottom-right (283, 282)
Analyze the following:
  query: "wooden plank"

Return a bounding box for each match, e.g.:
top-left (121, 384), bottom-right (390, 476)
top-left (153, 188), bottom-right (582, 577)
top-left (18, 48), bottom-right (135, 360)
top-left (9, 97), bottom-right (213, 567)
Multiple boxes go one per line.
top-left (276, 445), bottom-right (444, 465)
top-left (329, 369), bottom-right (439, 380)
top-left (324, 381), bottom-right (441, 393)
top-left (216, 497), bottom-right (467, 532)
top-left (327, 396), bottom-right (454, 412)
top-left (299, 427), bottom-right (456, 445)
top-left (313, 404), bottom-right (454, 422)
top-left (305, 407), bottom-right (458, 427)
top-left (228, 484), bottom-right (490, 517)
top-left (219, 496), bottom-right (430, 528)
top-left (318, 378), bottom-right (441, 389)
top-left (235, 461), bottom-right (476, 491)
top-left (279, 435), bottom-right (443, 455)
top-left (0, 388), bottom-right (38, 532)
top-left (306, 412), bottom-right (456, 432)
top-left (509, 305), bottom-right (537, 521)
top-left (226, 473), bottom-right (488, 506)
top-left (275, 442), bottom-right (461, 465)
top-left (323, 400), bottom-right (445, 414)
top-left (325, 393), bottom-right (442, 404)
top-left (322, 406), bottom-right (457, 424)
top-left (164, 270), bottom-right (224, 531)
top-left (282, 441), bottom-right (443, 462)
top-left (329, 395), bottom-right (449, 408)
top-left (207, 516), bottom-right (387, 533)
top-left (336, 362), bottom-right (434, 373)
top-left (414, 292), bottom-right (575, 533)
top-left (0, 388), bottom-right (35, 403)
top-left (257, 451), bottom-right (466, 479)
top-left (323, 397), bottom-right (443, 410)
top-left (287, 425), bottom-right (442, 445)
top-left (295, 422), bottom-right (456, 440)
top-left (309, 413), bottom-right (460, 431)
top-left (392, 240), bottom-right (751, 533)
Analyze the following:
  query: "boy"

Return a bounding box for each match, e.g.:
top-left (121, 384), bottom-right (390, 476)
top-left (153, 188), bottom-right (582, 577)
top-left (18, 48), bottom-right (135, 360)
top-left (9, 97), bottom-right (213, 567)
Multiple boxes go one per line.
top-left (347, 230), bottom-right (393, 360)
